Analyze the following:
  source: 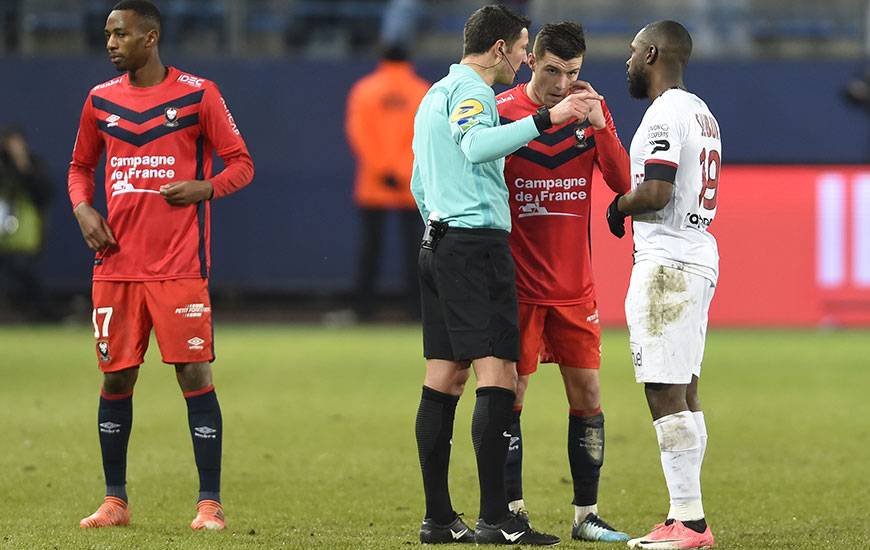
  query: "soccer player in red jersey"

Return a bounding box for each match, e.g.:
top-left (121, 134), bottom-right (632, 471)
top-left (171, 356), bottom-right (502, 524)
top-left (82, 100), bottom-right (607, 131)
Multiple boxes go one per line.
top-left (68, 0), bottom-right (253, 530)
top-left (496, 21), bottom-right (631, 542)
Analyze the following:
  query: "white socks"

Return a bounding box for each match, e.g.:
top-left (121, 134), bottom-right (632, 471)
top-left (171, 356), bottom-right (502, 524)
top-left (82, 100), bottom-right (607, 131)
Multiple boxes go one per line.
top-left (508, 499), bottom-right (526, 514)
top-left (574, 503), bottom-right (598, 524)
top-left (693, 410), bottom-right (708, 468)
top-left (653, 411), bottom-right (704, 521)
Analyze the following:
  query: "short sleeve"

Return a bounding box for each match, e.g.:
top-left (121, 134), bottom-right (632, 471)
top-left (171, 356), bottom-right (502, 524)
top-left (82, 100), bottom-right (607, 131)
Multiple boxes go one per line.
top-left (640, 105), bottom-right (683, 183)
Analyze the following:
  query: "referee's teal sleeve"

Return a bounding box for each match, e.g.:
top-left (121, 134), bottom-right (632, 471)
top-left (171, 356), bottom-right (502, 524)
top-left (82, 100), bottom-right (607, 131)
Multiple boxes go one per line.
top-left (459, 115), bottom-right (539, 164)
top-left (410, 160), bottom-right (430, 221)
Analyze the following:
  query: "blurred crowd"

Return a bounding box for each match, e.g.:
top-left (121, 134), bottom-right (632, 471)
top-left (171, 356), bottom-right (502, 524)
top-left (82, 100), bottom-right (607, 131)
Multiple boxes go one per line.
top-left (0, 126), bottom-right (53, 320)
top-left (0, 0), bottom-right (866, 59)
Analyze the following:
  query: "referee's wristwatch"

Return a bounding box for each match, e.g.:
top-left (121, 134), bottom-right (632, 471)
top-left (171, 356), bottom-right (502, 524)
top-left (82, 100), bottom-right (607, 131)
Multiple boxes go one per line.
top-left (532, 106), bottom-right (553, 133)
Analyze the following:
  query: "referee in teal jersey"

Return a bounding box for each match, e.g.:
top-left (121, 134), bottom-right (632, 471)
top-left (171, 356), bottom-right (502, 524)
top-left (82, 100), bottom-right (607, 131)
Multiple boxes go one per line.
top-left (411, 5), bottom-right (601, 546)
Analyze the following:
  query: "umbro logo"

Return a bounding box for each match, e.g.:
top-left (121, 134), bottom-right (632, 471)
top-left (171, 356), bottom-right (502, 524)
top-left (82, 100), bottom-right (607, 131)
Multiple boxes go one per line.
top-left (187, 336), bottom-right (205, 350)
top-left (500, 529), bottom-right (525, 542)
top-left (99, 421), bottom-right (121, 434)
top-left (105, 114), bottom-right (121, 127)
top-left (194, 426), bottom-right (217, 439)
top-left (450, 528), bottom-right (468, 540)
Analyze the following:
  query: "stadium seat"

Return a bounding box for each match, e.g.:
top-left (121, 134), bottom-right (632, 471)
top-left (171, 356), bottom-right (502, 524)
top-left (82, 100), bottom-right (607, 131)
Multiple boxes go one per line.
top-left (19, 0), bottom-right (87, 55)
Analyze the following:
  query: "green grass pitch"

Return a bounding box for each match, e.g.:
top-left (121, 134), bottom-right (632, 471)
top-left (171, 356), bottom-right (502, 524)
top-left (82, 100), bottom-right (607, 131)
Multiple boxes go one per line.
top-left (0, 324), bottom-right (868, 549)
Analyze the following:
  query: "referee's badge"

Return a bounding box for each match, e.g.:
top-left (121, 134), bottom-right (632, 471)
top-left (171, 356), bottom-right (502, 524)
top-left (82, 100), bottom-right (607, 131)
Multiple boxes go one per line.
top-left (451, 99), bottom-right (484, 133)
top-left (164, 106), bottom-right (179, 127)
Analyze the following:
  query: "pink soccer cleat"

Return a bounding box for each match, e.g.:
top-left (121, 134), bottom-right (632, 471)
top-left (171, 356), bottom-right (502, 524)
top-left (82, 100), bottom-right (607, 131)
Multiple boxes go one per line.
top-left (627, 519), bottom-right (714, 549)
top-left (79, 496), bottom-right (130, 528)
top-left (190, 499), bottom-right (225, 531)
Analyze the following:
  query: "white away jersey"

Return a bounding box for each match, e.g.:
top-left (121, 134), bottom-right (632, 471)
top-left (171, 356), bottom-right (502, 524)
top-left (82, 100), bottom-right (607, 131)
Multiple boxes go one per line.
top-left (629, 88), bottom-right (721, 283)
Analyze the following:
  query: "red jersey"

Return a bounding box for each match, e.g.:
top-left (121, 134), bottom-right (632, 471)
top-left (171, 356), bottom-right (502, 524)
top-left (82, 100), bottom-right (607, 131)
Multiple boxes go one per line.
top-left (68, 66), bottom-right (254, 281)
top-left (497, 83), bottom-right (630, 305)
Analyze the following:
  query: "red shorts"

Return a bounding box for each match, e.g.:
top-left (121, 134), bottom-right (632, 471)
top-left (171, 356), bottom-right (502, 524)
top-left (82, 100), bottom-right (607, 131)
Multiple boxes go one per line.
top-left (517, 301), bottom-right (601, 375)
top-left (91, 279), bottom-right (214, 372)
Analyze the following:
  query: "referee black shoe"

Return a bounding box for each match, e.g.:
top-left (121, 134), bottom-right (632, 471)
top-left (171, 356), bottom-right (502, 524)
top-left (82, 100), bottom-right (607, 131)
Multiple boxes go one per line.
top-left (419, 514), bottom-right (475, 544)
top-left (474, 512), bottom-right (560, 546)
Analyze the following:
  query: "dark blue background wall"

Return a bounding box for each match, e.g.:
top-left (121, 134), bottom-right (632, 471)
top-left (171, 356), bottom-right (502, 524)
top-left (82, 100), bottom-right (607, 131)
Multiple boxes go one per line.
top-left (1, 57), bottom-right (867, 292)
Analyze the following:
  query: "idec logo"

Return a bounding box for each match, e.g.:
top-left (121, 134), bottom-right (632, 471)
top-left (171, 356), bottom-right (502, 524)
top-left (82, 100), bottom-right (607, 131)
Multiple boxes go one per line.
top-left (177, 74), bottom-right (204, 87)
top-left (816, 172), bottom-right (870, 289)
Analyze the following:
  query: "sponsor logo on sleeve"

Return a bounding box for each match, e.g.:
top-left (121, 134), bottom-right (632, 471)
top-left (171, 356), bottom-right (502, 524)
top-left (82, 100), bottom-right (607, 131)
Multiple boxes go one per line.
top-left (646, 123), bottom-right (669, 139)
top-left (450, 99), bottom-right (485, 133)
top-left (219, 96), bottom-right (241, 135)
top-left (650, 139), bottom-right (670, 154)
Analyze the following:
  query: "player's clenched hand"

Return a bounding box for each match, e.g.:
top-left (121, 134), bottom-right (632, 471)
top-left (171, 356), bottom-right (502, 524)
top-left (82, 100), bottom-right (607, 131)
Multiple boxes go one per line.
top-left (73, 202), bottom-right (117, 252)
top-left (571, 81), bottom-right (606, 129)
top-left (549, 90), bottom-right (603, 126)
top-left (606, 194), bottom-right (626, 238)
top-left (160, 180), bottom-right (214, 206)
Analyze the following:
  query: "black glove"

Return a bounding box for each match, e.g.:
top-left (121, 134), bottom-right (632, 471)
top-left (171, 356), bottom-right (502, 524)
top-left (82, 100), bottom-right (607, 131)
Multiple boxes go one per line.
top-left (606, 194), bottom-right (626, 238)
top-left (382, 173), bottom-right (400, 190)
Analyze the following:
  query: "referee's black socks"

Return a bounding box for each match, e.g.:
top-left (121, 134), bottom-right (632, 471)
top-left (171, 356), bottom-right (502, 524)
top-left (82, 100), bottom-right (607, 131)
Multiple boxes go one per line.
top-left (504, 407), bottom-right (524, 504)
top-left (472, 386), bottom-right (516, 524)
top-left (415, 386), bottom-right (459, 525)
top-left (184, 385), bottom-right (223, 503)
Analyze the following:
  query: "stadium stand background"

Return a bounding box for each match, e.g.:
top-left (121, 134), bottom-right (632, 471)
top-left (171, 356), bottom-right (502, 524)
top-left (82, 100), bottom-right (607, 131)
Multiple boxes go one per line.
top-left (0, 0), bottom-right (867, 324)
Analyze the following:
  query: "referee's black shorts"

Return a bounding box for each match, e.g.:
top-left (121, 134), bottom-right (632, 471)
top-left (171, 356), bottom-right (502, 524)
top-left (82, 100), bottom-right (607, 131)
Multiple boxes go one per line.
top-left (418, 227), bottom-right (519, 363)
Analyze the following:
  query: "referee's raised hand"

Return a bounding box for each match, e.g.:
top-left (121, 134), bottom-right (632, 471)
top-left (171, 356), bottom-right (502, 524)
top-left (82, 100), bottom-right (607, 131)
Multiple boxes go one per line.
top-left (549, 89), bottom-right (603, 125)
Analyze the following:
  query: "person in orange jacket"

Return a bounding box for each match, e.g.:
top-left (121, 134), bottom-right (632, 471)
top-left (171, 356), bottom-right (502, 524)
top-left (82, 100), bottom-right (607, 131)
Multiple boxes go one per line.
top-left (345, 44), bottom-right (429, 321)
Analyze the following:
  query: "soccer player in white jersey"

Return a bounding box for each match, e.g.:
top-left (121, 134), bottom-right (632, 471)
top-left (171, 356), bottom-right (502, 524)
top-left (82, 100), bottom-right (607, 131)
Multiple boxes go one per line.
top-left (605, 20), bottom-right (720, 549)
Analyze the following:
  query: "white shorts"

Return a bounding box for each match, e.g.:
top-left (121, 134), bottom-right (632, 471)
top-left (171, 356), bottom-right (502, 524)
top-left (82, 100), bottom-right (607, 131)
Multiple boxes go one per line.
top-left (625, 260), bottom-right (716, 384)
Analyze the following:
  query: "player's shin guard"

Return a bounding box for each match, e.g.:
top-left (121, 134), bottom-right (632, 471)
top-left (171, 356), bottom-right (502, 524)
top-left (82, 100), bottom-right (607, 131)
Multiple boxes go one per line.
top-left (99, 390), bottom-right (133, 502)
top-left (504, 407), bottom-right (523, 504)
top-left (568, 409), bottom-right (604, 507)
top-left (471, 386), bottom-right (516, 524)
top-left (415, 386), bottom-right (459, 525)
top-left (654, 411), bottom-right (704, 522)
top-left (184, 385), bottom-right (222, 503)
